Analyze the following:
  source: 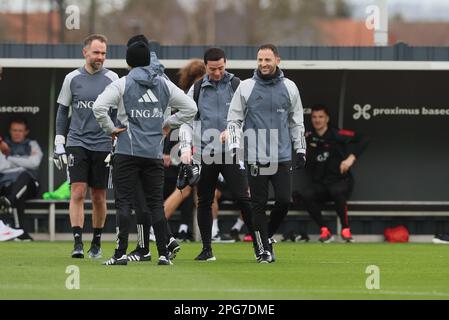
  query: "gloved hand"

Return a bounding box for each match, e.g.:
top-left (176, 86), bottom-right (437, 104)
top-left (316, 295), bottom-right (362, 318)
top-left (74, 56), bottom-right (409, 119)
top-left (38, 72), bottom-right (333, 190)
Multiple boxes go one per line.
top-left (53, 135), bottom-right (67, 170)
top-left (176, 163), bottom-right (201, 190)
top-left (295, 152), bottom-right (306, 170)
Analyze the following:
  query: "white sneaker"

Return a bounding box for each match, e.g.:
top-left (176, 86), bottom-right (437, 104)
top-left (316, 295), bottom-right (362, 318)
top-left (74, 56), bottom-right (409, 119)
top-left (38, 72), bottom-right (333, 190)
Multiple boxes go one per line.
top-left (0, 221), bottom-right (24, 241)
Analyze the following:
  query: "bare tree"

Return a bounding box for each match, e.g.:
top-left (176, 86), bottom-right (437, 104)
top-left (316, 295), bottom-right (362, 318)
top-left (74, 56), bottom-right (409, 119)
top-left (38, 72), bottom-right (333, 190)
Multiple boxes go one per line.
top-left (89, 0), bottom-right (97, 34)
top-left (54, 0), bottom-right (66, 43)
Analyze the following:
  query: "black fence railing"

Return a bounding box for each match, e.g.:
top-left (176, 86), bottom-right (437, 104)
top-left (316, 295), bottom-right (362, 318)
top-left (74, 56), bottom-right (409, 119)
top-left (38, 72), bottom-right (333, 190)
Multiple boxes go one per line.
top-left (1, 42), bottom-right (449, 61)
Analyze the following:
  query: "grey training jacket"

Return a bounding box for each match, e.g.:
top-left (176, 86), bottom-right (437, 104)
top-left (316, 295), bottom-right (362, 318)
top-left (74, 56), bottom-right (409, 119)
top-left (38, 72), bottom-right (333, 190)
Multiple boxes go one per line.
top-left (93, 66), bottom-right (197, 159)
top-left (227, 69), bottom-right (306, 164)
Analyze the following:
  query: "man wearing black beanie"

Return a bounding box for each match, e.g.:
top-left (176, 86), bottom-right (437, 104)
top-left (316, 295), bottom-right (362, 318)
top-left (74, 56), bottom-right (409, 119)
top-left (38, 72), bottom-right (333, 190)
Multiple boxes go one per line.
top-left (93, 36), bottom-right (197, 266)
top-left (127, 34), bottom-right (149, 47)
top-left (126, 41), bottom-right (151, 68)
top-left (123, 35), bottom-right (182, 264)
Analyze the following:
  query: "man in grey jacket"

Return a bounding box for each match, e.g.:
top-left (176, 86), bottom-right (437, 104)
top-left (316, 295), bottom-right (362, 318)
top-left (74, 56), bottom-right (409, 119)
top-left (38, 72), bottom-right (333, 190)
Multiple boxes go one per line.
top-left (0, 117), bottom-right (43, 241)
top-left (226, 44), bottom-right (306, 263)
top-left (93, 38), bottom-right (197, 265)
top-left (180, 47), bottom-right (258, 261)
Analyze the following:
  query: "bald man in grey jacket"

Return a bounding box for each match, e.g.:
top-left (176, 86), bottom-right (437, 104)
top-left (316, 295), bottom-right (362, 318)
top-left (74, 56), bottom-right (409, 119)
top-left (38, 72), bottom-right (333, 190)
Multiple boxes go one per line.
top-left (226, 44), bottom-right (306, 263)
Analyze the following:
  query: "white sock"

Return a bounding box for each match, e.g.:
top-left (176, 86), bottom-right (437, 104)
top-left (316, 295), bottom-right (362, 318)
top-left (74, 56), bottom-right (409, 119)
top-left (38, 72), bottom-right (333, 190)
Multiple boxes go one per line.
top-left (232, 218), bottom-right (244, 231)
top-left (178, 224), bottom-right (188, 233)
top-left (212, 219), bottom-right (219, 237)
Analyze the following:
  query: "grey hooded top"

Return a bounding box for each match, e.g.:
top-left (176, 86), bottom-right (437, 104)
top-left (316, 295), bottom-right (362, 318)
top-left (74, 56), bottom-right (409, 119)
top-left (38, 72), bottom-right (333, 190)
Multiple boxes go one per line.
top-left (227, 69), bottom-right (306, 164)
top-left (93, 66), bottom-right (197, 159)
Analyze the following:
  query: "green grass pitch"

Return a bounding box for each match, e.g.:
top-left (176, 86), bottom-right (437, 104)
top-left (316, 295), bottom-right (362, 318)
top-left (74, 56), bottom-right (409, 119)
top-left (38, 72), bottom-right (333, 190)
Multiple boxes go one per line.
top-left (1, 241), bottom-right (448, 300)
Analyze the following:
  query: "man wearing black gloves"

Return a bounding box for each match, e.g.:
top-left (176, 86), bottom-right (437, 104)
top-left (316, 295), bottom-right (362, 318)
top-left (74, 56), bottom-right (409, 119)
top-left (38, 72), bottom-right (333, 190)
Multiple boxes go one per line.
top-left (300, 104), bottom-right (368, 243)
top-left (226, 44), bottom-right (306, 263)
top-left (93, 36), bottom-right (197, 265)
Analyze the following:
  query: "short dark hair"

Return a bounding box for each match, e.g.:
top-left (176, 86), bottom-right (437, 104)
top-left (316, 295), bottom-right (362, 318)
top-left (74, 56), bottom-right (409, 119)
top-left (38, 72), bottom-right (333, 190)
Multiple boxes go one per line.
top-left (9, 117), bottom-right (29, 130)
top-left (258, 44), bottom-right (279, 57)
top-left (204, 47), bottom-right (226, 65)
top-left (83, 34), bottom-right (108, 48)
top-left (311, 104), bottom-right (330, 116)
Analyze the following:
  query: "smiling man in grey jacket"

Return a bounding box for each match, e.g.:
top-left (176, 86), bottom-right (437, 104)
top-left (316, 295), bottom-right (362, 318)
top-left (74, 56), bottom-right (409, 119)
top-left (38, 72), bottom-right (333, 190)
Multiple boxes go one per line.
top-left (226, 44), bottom-right (306, 263)
top-left (93, 38), bottom-right (197, 266)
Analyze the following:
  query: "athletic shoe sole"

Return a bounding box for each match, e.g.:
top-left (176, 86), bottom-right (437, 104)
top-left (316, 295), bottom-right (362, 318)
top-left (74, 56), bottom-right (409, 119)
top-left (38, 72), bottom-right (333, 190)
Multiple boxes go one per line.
top-left (88, 249), bottom-right (103, 259)
top-left (211, 239), bottom-right (236, 243)
top-left (195, 255), bottom-right (217, 261)
top-left (319, 236), bottom-right (335, 243)
top-left (168, 246), bottom-right (180, 260)
top-left (432, 238), bottom-right (449, 244)
top-left (127, 253), bottom-right (152, 262)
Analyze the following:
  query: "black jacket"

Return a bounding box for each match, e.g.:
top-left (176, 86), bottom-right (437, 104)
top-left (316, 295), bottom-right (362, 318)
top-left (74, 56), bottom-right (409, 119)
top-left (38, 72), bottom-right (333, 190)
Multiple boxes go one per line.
top-left (305, 127), bottom-right (369, 184)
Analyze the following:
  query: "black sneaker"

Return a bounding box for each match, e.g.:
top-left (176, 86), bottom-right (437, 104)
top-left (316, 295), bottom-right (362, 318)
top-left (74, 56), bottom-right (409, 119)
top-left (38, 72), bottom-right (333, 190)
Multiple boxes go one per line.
top-left (71, 243), bottom-right (84, 258)
top-left (176, 230), bottom-right (192, 242)
top-left (0, 196), bottom-right (12, 214)
top-left (194, 248), bottom-right (216, 261)
top-left (157, 255), bottom-right (173, 265)
top-left (254, 247), bottom-right (263, 262)
top-left (268, 237), bottom-right (276, 262)
top-left (211, 232), bottom-right (235, 243)
top-left (167, 237), bottom-right (181, 260)
top-left (127, 248), bottom-right (152, 262)
top-left (87, 244), bottom-right (102, 259)
top-left (294, 234), bottom-right (310, 242)
top-left (14, 231), bottom-right (34, 242)
top-left (103, 254), bottom-right (128, 266)
top-left (433, 234), bottom-right (449, 244)
top-left (230, 228), bottom-right (241, 242)
top-left (258, 250), bottom-right (273, 264)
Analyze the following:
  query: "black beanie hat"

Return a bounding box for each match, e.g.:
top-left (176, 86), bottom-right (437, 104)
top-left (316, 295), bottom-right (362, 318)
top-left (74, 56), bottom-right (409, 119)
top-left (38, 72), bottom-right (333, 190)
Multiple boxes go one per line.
top-left (127, 34), bottom-right (149, 47)
top-left (126, 41), bottom-right (150, 68)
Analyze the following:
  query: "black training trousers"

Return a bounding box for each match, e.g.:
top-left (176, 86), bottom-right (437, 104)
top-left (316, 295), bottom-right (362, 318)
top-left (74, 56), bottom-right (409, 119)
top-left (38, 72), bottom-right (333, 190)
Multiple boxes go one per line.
top-left (197, 157), bottom-right (255, 250)
top-left (301, 178), bottom-right (353, 230)
top-left (113, 154), bottom-right (168, 257)
top-left (1, 171), bottom-right (39, 232)
top-left (248, 162), bottom-right (292, 253)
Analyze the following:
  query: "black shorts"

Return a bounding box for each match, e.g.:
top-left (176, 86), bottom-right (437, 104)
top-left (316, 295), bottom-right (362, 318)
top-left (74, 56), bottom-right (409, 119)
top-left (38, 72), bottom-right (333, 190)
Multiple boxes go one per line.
top-left (66, 146), bottom-right (110, 189)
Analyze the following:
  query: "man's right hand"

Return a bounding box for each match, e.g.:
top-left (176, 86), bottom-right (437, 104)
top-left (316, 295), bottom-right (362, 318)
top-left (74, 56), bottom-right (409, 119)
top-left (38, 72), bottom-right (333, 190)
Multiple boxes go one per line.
top-left (53, 144), bottom-right (67, 170)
